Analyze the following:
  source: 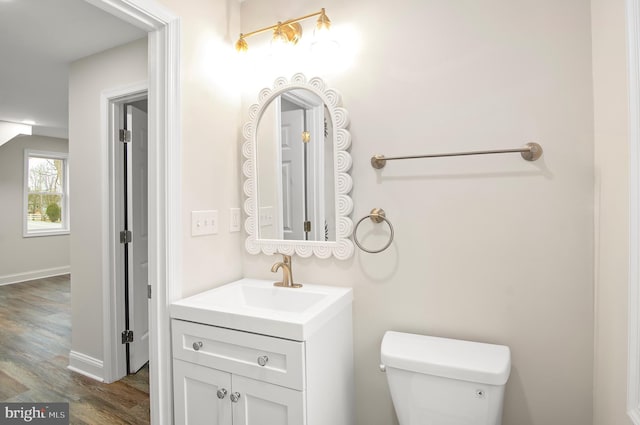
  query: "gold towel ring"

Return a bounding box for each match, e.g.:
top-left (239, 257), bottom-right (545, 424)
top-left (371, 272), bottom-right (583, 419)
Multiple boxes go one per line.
top-left (353, 208), bottom-right (394, 254)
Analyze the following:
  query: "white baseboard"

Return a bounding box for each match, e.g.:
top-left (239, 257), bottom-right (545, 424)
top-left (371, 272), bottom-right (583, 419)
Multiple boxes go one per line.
top-left (0, 266), bottom-right (70, 286)
top-left (68, 351), bottom-right (104, 382)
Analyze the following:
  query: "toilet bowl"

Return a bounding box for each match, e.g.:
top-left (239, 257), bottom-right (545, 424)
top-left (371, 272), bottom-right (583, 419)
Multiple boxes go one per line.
top-left (380, 331), bottom-right (511, 425)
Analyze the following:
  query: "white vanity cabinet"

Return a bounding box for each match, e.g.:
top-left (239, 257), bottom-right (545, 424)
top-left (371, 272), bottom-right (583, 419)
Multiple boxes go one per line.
top-left (172, 320), bottom-right (306, 425)
top-left (173, 359), bottom-right (304, 425)
top-left (170, 280), bottom-right (354, 425)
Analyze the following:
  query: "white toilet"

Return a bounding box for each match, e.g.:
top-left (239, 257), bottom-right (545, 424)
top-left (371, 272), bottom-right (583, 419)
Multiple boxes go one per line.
top-left (380, 331), bottom-right (511, 425)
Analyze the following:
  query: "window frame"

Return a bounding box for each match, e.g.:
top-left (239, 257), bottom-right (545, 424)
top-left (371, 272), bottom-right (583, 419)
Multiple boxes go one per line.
top-left (23, 149), bottom-right (70, 237)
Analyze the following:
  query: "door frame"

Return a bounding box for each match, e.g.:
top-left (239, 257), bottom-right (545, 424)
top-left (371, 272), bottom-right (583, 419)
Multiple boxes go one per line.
top-left (628, 0), bottom-right (640, 422)
top-left (103, 85), bottom-right (148, 381)
top-left (89, 1), bottom-right (181, 424)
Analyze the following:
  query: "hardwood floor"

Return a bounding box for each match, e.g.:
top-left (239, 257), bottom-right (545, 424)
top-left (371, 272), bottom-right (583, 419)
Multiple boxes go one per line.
top-left (0, 274), bottom-right (150, 424)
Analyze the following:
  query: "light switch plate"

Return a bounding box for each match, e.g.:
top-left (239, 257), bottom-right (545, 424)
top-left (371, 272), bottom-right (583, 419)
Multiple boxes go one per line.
top-left (191, 210), bottom-right (218, 236)
top-left (230, 208), bottom-right (241, 232)
top-left (259, 206), bottom-right (274, 227)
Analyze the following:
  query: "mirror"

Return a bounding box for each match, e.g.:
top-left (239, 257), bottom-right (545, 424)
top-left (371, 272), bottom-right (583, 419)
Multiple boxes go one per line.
top-left (256, 89), bottom-right (334, 241)
top-left (242, 74), bottom-right (354, 259)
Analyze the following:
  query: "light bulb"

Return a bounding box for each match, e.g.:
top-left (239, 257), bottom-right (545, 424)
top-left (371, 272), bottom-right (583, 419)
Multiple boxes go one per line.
top-left (271, 23), bottom-right (291, 56)
top-left (312, 8), bottom-right (338, 54)
top-left (314, 8), bottom-right (331, 40)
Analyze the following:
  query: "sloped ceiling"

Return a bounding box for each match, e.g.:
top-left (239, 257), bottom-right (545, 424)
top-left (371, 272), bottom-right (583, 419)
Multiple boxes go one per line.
top-left (0, 0), bottom-right (146, 139)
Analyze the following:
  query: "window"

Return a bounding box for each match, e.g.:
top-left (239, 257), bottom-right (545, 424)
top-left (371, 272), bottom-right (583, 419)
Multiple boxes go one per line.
top-left (23, 150), bottom-right (69, 237)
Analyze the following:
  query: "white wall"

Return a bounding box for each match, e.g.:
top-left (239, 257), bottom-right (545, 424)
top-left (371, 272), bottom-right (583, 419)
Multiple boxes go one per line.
top-left (239, 1), bottom-right (595, 424)
top-left (68, 38), bottom-right (148, 364)
top-left (0, 134), bottom-right (70, 283)
top-left (591, 0), bottom-right (632, 423)
top-left (156, 0), bottom-right (244, 298)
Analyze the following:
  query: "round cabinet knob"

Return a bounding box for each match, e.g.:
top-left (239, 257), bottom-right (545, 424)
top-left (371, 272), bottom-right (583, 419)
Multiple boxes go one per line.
top-left (216, 388), bottom-right (227, 399)
top-left (230, 392), bottom-right (241, 403)
top-left (257, 355), bottom-right (269, 367)
top-left (193, 341), bottom-right (203, 351)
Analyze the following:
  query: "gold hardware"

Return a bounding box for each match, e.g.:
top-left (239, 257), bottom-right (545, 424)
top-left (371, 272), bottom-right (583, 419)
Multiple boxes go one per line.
top-left (304, 221), bottom-right (311, 232)
top-left (353, 208), bottom-right (395, 254)
top-left (520, 142), bottom-right (543, 161)
top-left (235, 35), bottom-right (248, 53)
top-left (235, 8), bottom-right (332, 53)
top-left (274, 22), bottom-right (302, 45)
top-left (371, 154), bottom-right (387, 169)
top-left (271, 254), bottom-right (302, 288)
top-left (369, 208), bottom-right (385, 224)
top-left (316, 8), bottom-right (331, 33)
top-left (302, 131), bottom-right (310, 143)
top-left (371, 142), bottom-right (544, 169)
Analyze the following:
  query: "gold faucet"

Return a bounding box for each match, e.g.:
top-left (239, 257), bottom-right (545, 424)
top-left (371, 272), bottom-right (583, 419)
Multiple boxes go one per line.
top-left (271, 254), bottom-right (302, 288)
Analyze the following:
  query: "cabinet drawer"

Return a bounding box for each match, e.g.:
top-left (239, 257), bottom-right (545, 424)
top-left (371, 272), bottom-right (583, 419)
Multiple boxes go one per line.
top-left (172, 319), bottom-right (305, 390)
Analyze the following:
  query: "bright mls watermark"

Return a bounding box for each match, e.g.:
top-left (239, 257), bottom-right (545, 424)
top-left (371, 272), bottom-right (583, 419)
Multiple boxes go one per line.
top-left (0, 403), bottom-right (68, 424)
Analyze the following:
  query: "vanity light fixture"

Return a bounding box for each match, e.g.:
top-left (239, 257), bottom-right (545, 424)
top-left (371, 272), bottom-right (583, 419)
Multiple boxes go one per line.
top-left (235, 8), bottom-right (332, 53)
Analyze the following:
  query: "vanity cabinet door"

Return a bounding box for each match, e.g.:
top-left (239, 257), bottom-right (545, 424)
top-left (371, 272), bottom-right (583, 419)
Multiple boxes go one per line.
top-left (232, 375), bottom-right (305, 425)
top-left (174, 359), bottom-right (233, 425)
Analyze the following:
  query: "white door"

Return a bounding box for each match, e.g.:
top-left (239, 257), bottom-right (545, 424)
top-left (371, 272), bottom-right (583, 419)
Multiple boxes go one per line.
top-left (173, 359), bottom-right (233, 425)
top-left (127, 104), bottom-right (149, 373)
top-left (232, 375), bottom-right (305, 425)
top-left (280, 109), bottom-right (306, 240)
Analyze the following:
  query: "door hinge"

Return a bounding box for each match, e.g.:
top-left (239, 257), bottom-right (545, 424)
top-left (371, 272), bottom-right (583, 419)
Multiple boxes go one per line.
top-left (304, 221), bottom-right (311, 233)
top-left (119, 129), bottom-right (131, 143)
top-left (302, 131), bottom-right (310, 143)
top-left (119, 230), bottom-right (132, 244)
top-left (121, 330), bottom-right (134, 344)
top-left (147, 284), bottom-right (152, 299)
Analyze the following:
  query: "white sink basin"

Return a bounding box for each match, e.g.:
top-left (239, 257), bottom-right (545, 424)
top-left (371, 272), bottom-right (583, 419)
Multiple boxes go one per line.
top-left (170, 278), bottom-right (353, 341)
top-left (212, 283), bottom-right (328, 313)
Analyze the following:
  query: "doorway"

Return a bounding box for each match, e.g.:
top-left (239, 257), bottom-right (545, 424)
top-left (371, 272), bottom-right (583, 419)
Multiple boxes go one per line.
top-left (108, 90), bottom-right (150, 379)
top-left (89, 3), bottom-right (180, 423)
top-left (119, 97), bottom-right (149, 375)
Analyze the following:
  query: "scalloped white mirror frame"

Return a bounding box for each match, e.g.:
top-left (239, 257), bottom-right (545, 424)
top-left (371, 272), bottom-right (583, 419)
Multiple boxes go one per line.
top-left (242, 74), bottom-right (354, 259)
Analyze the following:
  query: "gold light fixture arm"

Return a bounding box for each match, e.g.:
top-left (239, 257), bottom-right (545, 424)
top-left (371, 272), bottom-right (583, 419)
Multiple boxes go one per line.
top-left (236, 8), bottom-right (330, 52)
top-left (240, 23), bottom-right (281, 40)
top-left (280, 9), bottom-right (326, 27)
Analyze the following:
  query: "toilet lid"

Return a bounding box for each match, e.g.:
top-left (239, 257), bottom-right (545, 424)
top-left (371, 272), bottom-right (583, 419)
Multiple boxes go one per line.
top-left (380, 331), bottom-right (511, 385)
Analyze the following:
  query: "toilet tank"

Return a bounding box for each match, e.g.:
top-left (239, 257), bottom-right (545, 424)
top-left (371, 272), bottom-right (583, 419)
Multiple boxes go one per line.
top-left (380, 331), bottom-right (511, 425)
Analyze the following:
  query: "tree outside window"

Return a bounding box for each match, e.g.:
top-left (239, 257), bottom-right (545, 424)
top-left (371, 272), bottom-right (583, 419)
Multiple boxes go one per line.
top-left (24, 150), bottom-right (69, 236)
